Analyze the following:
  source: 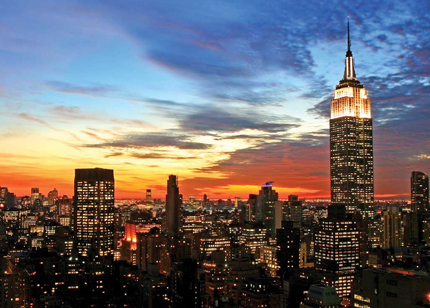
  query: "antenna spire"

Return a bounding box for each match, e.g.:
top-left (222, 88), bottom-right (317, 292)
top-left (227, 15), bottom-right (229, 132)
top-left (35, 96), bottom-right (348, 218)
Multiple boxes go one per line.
top-left (347, 16), bottom-right (351, 52)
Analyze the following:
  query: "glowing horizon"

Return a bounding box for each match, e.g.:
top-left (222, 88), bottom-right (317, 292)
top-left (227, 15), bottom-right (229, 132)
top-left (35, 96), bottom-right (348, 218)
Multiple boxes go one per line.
top-left (0, 1), bottom-right (429, 201)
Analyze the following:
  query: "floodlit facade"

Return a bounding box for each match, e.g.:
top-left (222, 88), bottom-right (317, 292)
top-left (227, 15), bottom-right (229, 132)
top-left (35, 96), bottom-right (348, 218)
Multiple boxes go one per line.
top-left (330, 21), bottom-right (374, 217)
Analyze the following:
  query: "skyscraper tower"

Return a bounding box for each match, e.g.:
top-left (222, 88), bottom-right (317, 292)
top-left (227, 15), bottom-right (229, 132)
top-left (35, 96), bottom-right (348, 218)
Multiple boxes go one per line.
top-left (146, 189), bottom-right (152, 204)
top-left (411, 171), bottom-right (429, 212)
top-left (74, 168), bottom-right (115, 257)
top-left (330, 19), bottom-right (374, 218)
top-left (256, 181), bottom-right (278, 237)
top-left (166, 175), bottom-right (180, 236)
top-left (381, 205), bottom-right (402, 248)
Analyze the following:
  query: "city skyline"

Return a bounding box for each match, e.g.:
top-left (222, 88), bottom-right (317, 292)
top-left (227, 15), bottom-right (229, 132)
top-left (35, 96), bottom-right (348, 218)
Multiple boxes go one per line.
top-left (0, 1), bottom-right (429, 199)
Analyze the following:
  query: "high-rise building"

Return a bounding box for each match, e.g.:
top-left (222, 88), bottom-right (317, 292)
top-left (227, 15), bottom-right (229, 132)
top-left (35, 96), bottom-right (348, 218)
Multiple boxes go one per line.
top-left (402, 211), bottom-right (420, 247)
top-left (0, 187), bottom-right (7, 208)
top-left (411, 171), bottom-right (429, 212)
top-left (256, 181), bottom-right (278, 237)
top-left (146, 188), bottom-right (152, 204)
top-left (330, 20), bottom-right (374, 217)
top-left (31, 187), bottom-right (40, 204)
top-left (166, 174), bottom-right (180, 236)
top-left (314, 208), bottom-right (359, 298)
top-left (283, 194), bottom-right (303, 228)
top-left (47, 188), bottom-right (58, 206)
top-left (381, 205), bottom-right (402, 248)
top-left (276, 220), bottom-right (300, 278)
top-left (74, 168), bottom-right (115, 257)
top-left (315, 21), bottom-right (365, 299)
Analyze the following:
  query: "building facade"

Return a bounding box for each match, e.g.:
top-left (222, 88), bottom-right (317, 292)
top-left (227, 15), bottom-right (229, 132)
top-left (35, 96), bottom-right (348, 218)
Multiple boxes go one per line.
top-left (411, 171), bottom-right (429, 212)
top-left (314, 216), bottom-right (359, 298)
top-left (74, 168), bottom-right (115, 257)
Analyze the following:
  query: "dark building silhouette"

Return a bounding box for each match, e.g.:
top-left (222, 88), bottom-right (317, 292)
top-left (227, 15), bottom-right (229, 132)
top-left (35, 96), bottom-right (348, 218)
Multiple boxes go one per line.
top-left (248, 194), bottom-right (258, 222)
top-left (256, 181), bottom-right (278, 237)
top-left (330, 20), bottom-right (374, 218)
top-left (411, 171), bottom-right (429, 212)
top-left (403, 211), bottom-right (420, 247)
top-left (277, 220), bottom-right (300, 278)
top-left (171, 259), bottom-right (201, 307)
top-left (166, 175), bottom-right (180, 236)
top-left (74, 168), bottom-right (115, 257)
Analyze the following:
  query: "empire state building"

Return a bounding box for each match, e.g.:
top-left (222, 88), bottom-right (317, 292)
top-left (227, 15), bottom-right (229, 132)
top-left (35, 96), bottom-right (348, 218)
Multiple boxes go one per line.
top-left (330, 20), bottom-right (374, 218)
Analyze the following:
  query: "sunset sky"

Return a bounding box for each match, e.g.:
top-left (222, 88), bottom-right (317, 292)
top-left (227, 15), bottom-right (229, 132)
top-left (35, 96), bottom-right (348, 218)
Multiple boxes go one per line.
top-left (0, 1), bottom-right (429, 199)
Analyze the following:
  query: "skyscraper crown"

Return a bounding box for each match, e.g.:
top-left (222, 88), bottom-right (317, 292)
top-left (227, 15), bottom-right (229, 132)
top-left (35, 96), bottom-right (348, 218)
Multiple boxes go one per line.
top-left (341, 18), bottom-right (358, 83)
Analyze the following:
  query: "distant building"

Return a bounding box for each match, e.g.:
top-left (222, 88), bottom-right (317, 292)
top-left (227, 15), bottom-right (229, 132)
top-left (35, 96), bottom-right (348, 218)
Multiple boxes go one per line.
top-left (166, 175), bottom-right (180, 236)
top-left (146, 189), bottom-right (152, 204)
top-left (30, 187), bottom-right (40, 204)
top-left (284, 195), bottom-right (303, 228)
top-left (74, 168), bottom-right (115, 257)
top-left (256, 181), bottom-right (278, 237)
top-left (0, 187), bottom-right (8, 208)
top-left (47, 188), bottom-right (58, 206)
top-left (411, 171), bottom-right (429, 212)
top-left (381, 205), bottom-right (401, 248)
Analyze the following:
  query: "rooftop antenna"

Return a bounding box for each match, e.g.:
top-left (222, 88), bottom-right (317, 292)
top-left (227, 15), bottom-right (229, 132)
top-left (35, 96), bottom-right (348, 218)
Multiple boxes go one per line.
top-left (347, 16), bottom-right (351, 52)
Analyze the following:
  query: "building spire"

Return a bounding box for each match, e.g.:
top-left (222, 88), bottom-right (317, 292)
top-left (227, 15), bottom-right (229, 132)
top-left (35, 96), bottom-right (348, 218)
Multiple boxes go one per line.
top-left (347, 16), bottom-right (351, 52)
top-left (343, 16), bottom-right (356, 81)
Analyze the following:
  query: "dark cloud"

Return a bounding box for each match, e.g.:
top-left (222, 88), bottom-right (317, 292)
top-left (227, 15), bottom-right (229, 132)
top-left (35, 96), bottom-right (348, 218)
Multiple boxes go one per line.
top-left (307, 96), bottom-right (331, 119)
top-left (179, 107), bottom-right (299, 133)
top-left (85, 132), bottom-right (211, 150)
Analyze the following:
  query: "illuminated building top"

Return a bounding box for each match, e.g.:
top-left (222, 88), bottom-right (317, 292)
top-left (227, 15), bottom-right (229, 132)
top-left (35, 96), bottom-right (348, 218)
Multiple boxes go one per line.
top-left (331, 18), bottom-right (372, 120)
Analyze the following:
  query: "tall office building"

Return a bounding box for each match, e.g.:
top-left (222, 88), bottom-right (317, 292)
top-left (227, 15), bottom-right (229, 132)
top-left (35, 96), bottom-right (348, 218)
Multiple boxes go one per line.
top-left (381, 205), bottom-right (402, 248)
top-left (256, 181), bottom-right (278, 237)
top-left (411, 171), bottom-right (429, 212)
top-left (330, 20), bottom-right (374, 217)
top-left (74, 168), bottom-right (115, 257)
top-left (314, 209), bottom-right (359, 298)
top-left (276, 220), bottom-right (300, 278)
top-left (166, 175), bottom-right (180, 236)
top-left (315, 20), bottom-right (364, 299)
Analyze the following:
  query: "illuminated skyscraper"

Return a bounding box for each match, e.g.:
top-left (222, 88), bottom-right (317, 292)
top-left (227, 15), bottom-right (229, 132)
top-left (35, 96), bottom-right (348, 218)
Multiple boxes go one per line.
top-left (411, 171), bottom-right (429, 212)
top-left (315, 20), bottom-right (363, 299)
top-left (330, 20), bottom-right (374, 217)
top-left (74, 168), bottom-right (115, 257)
top-left (166, 174), bottom-right (180, 236)
top-left (314, 209), bottom-right (359, 298)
